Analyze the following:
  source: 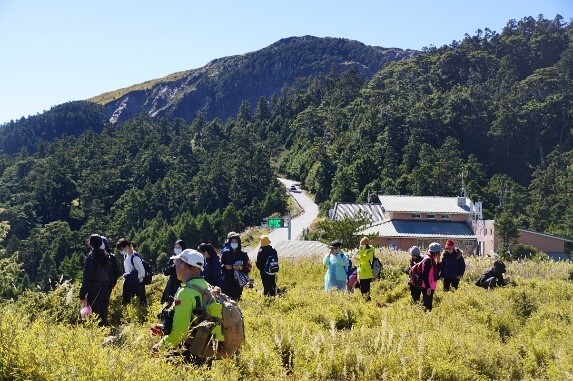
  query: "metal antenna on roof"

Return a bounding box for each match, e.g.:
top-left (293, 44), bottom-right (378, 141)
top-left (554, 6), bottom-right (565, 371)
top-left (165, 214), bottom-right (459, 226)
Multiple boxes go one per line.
top-left (367, 190), bottom-right (382, 204)
top-left (460, 170), bottom-right (467, 198)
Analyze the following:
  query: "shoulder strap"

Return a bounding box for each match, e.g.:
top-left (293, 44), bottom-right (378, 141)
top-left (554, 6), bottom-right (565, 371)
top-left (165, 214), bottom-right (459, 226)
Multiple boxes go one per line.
top-left (186, 283), bottom-right (213, 306)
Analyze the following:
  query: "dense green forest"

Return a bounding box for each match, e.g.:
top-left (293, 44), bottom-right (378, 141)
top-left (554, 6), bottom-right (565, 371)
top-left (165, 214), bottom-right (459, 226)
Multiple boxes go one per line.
top-left (0, 15), bottom-right (572, 297)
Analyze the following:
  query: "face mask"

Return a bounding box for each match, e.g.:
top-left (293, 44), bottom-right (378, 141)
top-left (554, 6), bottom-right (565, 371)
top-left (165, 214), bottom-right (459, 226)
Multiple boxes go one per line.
top-left (230, 242), bottom-right (239, 249)
top-left (174, 248), bottom-right (182, 255)
top-left (121, 250), bottom-right (128, 257)
top-left (359, 245), bottom-right (365, 250)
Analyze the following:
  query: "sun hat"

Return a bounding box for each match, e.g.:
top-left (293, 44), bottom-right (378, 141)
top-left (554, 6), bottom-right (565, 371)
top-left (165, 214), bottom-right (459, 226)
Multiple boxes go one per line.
top-left (260, 235), bottom-right (271, 247)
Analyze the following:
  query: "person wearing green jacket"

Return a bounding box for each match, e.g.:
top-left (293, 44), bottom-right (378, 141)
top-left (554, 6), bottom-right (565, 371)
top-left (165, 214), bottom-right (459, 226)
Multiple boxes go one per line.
top-left (356, 237), bottom-right (375, 301)
top-left (151, 249), bottom-right (223, 364)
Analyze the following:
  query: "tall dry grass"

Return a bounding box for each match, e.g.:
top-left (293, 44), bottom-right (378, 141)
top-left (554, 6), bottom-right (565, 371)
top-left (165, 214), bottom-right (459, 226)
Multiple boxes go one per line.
top-left (1, 251), bottom-right (572, 380)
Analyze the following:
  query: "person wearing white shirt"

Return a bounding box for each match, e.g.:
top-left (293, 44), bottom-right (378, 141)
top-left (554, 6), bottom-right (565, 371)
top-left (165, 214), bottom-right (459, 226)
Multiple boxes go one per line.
top-left (116, 237), bottom-right (147, 305)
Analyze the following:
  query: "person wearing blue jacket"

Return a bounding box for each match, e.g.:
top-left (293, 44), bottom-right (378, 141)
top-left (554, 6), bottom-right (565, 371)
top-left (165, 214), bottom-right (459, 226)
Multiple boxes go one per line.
top-left (440, 239), bottom-right (466, 291)
top-left (198, 243), bottom-right (222, 287)
top-left (323, 240), bottom-right (349, 291)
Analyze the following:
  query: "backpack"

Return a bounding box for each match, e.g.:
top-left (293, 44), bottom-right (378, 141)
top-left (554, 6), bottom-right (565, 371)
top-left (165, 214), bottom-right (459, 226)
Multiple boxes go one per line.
top-left (409, 259), bottom-right (426, 287)
top-left (263, 251), bottom-right (279, 275)
top-left (186, 284), bottom-right (245, 359)
top-left (371, 256), bottom-right (382, 279)
top-left (131, 254), bottom-right (154, 285)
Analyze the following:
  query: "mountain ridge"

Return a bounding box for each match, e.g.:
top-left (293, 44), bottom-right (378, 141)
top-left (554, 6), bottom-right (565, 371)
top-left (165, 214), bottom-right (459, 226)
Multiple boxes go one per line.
top-left (91, 35), bottom-right (417, 124)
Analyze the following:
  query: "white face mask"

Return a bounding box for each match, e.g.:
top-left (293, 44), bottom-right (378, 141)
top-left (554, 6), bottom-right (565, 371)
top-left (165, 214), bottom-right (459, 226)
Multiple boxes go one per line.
top-left (121, 250), bottom-right (128, 257)
top-left (230, 242), bottom-right (239, 249)
top-left (359, 245), bottom-right (365, 250)
top-left (174, 248), bottom-right (182, 255)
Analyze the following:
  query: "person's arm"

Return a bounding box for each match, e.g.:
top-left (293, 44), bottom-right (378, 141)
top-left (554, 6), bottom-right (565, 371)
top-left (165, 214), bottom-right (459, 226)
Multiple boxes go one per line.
top-left (421, 258), bottom-right (431, 288)
top-left (79, 256), bottom-right (94, 301)
top-left (458, 254), bottom-right (466, 278)
top-left (212, 257), bottom-right (222, 287)
top-left (335, 252), bottom-right (347, 266)
top-left (242, 252), bottom-right (252, 273)
top-left (367, 248), bottom-right (374, 263)
top-left (497, 271), bottom-right (506, 286)
top-left (157, 288), bottom-right (195, 350)
top-left (132, 255), bottom-right (145, 282)
top-left (163, 259), bottom-right (175, 276)
top-left (256, 250), bottom-right (264, 271)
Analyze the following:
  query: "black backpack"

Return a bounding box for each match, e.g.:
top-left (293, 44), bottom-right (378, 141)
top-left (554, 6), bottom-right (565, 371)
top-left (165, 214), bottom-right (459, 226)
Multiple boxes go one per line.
top-left (131, 253), bottom-right (154, 285)
top-left (263, 251), bottom-right (279, 275)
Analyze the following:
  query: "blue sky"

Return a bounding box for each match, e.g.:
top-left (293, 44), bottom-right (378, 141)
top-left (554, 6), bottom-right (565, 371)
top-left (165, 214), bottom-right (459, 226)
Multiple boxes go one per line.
top-left (0, 0), bottom-right (571, 125)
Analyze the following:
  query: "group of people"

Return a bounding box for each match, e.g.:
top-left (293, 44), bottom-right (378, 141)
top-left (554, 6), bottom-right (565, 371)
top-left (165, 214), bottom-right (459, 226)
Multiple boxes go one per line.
top-left (406, 239), bottom-right (507, 311)
top-left (323, 237), bottom-right (376, 301)
top-left (79, 230), bottom-right (280, 362)
top-left (321, 237), bottom-right (507, 313)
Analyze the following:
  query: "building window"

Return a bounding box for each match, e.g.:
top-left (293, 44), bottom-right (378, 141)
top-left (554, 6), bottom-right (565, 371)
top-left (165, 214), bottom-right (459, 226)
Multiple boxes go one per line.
top-left (441, 214), bottom-right (451, 220)
top-left (427, 214), bottom-right (436, 220)
top-left (412, 214), bottom-right (421, 219)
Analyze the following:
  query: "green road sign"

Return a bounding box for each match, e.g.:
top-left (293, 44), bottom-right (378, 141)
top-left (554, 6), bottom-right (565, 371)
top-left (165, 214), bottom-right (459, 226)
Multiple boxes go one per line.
top-left (267, 217), bottom-right (283, 228)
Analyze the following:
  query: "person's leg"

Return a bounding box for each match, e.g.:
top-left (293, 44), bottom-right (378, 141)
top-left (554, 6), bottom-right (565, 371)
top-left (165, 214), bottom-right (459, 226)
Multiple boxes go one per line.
top-left (261, 274), bottom-right (274, 296)
top-left (443, 277), bottom-right (452, 291)
top-left (121, 279), bottom-right (133, 305)
top-left (97, 288), bottom-right (110, 326)
top-left (422, 288), bottom-right (434, 311)
top-left (138, 283), bottom-right (147, 306)
top-left (451, 278), bottom-right (460, 289)
top-left (410, 285), bottom-right (421, 303)
top-left (223, 281), bottom-right (242, 301)
top-left (267, 275), bottom-right (277, 296)
top-left (484, 277), bottom-right (497, 289)
top-left (359, 279), bottom-right (371, 301)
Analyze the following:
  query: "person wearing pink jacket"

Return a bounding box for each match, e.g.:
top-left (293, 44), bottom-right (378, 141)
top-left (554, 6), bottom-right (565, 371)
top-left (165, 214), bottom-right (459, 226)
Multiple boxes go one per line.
top-left (421, 242), bottom-right (441, 311)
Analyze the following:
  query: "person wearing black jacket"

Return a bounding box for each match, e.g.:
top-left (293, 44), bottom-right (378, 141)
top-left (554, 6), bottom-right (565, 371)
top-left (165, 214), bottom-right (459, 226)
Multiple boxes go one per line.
top-left (440, 239), bottom-right (466, 291)
top-left (407, 246), bottom-right (423, 303)
top-left (198, 243), bottom-right (222, 287)
top-left (256, 235), bottom-right (278, 296)
top-left (79, 234), bottom-right (113, 326)
top-left (220, 233), bottom-right (252, 301)
top-left (101, 235), bottom-right (120, 294)
top-left (161, 239), bottom-right (186, 304)
top-left (476, 260), bottom-right (507, 289)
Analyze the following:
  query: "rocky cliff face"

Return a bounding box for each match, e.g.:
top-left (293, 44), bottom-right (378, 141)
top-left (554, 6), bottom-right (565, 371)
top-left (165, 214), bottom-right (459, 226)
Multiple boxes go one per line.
top-left (102, 36), bottom-right (417, 124)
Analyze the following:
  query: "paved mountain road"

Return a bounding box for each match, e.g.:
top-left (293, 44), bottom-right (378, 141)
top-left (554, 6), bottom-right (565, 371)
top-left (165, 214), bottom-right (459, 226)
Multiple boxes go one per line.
top-left (267, 178), bottom-right (319, 242)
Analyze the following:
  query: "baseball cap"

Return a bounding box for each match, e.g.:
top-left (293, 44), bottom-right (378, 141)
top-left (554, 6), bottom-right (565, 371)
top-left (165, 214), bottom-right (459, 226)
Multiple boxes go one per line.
top-left (428, 242), bottom-right (441, 253)
top-left (170, 249), bottom-right (204, 271)
top-left (445, 239), bottom-right (455, 249)
top-left (408, 246), bottom-right (421, 256)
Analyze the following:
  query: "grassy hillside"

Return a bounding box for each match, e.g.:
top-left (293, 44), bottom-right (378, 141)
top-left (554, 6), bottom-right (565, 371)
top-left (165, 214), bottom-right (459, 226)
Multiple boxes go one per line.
top-left (87, 70), bottom-right (191, 105)
top-left (1, 251), bottom-right (572, 380)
